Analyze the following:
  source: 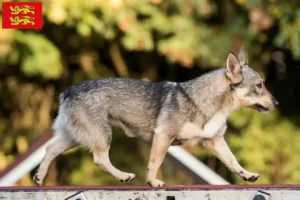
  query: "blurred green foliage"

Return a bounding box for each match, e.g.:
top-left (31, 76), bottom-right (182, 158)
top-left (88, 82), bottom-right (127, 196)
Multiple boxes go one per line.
top-left (0, 0), bottom-right (300, 186)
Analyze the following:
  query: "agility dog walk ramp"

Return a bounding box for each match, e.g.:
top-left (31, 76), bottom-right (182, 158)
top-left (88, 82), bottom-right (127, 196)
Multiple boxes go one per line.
top-left (0, 185), bottom-right (300, 200)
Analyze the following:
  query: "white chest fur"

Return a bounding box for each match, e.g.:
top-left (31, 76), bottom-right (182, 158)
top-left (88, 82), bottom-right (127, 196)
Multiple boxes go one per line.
top-left (202, 112), bottom-right (228, 138)
top-left (178, 112), bottom-right (228, 140)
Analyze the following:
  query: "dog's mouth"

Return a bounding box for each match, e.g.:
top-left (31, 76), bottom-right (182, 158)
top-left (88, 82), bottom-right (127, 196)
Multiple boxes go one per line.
top-left (249, 104), bottom-right (269, 112)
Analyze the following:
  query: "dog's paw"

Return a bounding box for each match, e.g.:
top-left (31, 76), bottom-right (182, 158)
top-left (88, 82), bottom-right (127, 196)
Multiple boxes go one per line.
top-left (147, 179), bottom-right (165, 187)
top-left (239, 171), bottom-right (260, 182)
top-left (118, 173), bottom-right (136, 182)
top-left (33, 174), bottom-right (42, 186)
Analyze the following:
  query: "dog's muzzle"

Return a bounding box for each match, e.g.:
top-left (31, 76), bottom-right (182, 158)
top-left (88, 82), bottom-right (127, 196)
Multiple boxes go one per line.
top-left (249, 99), bottom-right (279, 112)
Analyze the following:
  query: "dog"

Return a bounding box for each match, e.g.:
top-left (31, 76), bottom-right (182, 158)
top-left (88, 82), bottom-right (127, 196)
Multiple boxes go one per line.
top-left (33, 47), bottom-right (279, 187)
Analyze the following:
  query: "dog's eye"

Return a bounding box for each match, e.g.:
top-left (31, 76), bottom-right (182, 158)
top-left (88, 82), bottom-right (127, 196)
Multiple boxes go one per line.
top-left (256, 83), bottom-right (263, 89)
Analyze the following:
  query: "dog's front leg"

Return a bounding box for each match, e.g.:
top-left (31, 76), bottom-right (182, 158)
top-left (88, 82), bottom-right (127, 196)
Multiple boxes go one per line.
top-left (203, 130), bottom-right (260, 182)
top-left (147, 131), bottom-right (173, 187)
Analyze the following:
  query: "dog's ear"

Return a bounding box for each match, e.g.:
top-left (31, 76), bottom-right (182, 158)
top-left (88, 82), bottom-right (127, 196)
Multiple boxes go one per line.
top-left (238, 46), bottom-right (248, 66)
top-left (226, 52), bottom-right (243, 83)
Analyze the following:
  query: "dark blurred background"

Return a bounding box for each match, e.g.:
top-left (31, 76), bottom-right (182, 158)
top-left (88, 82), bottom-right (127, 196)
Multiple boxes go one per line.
top-left (0, 0), bottom-right (300, 186)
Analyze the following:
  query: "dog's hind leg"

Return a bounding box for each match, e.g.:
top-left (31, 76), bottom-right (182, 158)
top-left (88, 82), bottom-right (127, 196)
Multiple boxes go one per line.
top-left (93, 148), bottom-right (135, 182)
top-left (33, 135), bottom-right (78, 186)
top-left (91, 124), bottom-right (135, 182)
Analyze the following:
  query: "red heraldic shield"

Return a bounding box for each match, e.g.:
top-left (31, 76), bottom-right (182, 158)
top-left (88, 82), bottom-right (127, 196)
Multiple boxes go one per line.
top-left (2, 2), bottom-right (42, 29)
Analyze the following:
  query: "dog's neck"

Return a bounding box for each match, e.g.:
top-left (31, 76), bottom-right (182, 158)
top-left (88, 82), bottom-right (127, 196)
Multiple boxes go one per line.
top-left (180, 68), bottom-right (241, 119)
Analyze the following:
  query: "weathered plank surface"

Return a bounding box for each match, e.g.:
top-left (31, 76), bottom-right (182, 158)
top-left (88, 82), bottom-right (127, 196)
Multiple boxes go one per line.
top-left (0, 185), bottom-right (300, 200)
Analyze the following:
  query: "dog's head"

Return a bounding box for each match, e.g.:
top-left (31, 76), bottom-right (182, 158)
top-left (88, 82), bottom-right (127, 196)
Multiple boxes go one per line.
top-left (225, 47), bottom-right (279, 112)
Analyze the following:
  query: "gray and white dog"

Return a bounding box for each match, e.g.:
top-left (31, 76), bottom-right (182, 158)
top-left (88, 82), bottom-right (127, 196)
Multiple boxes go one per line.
top-left (33, 47), bottom-right (278, 187)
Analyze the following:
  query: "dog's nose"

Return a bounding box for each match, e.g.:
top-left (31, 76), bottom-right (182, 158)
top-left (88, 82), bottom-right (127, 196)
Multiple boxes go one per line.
top-left (273, 99), bottom-right (279, 107)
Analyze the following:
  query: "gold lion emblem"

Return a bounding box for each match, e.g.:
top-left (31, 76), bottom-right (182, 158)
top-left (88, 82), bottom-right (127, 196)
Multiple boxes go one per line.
top-left (10, 5), bottom-right (35, 15)
top-left (10, 16), bottom-right (35, 25)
